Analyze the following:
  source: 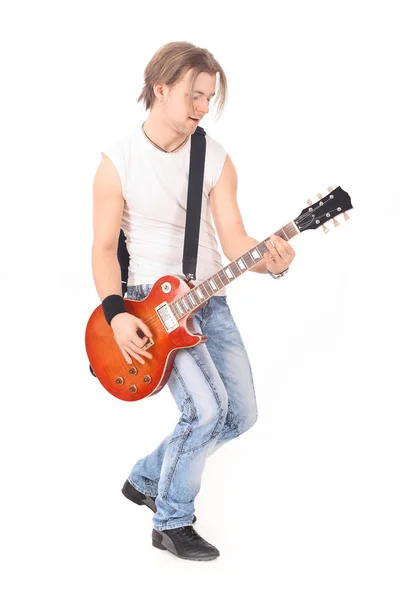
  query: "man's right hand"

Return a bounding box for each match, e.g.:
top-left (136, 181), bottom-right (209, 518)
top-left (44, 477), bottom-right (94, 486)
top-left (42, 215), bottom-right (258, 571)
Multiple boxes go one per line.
top-left (111, 312), bottom-right (153, 365)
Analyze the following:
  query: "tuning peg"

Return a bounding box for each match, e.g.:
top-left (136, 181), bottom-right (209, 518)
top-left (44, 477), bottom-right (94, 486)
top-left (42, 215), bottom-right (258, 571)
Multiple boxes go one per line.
top-left (323, 225), bottom-right (329, 234)
top-left (343, 212), bottom-right (350, 221)
top-left (327, 186), bottom-right (333, 192)
top-left (317, 193), bottom-right (323, 199)
top-left (307, 199), bottom-right (312, 206)
top-left (333, 218), bottom-right (340, 227)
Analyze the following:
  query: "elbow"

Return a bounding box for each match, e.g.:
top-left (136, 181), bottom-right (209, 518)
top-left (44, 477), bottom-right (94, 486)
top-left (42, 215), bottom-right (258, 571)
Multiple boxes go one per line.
top-left (92, 243), bottom-right (117, 255)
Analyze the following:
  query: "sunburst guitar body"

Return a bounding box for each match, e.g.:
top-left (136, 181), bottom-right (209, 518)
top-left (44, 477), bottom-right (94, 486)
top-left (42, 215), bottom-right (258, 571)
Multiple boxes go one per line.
top-left (85, 275), bottom-right (207, 401)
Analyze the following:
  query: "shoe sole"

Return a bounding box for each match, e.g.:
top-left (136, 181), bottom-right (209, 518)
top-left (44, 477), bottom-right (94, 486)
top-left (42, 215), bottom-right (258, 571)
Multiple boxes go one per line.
top-left (152, 530), bottom-right (219, 561)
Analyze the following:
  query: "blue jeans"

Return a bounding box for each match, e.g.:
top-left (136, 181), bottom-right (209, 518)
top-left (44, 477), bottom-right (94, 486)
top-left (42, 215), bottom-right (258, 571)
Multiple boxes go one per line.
top-left (126, 283), bottom-right (258, 531)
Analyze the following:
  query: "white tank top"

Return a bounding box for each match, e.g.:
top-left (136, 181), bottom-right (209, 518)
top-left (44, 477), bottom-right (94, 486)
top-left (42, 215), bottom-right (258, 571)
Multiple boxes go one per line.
top-left (102, 124), bottom-right (228, 295)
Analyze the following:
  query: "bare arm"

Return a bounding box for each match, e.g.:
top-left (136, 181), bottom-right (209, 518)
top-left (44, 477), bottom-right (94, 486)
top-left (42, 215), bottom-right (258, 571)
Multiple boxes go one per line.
top-left (210, 154), bottom-right (267, 274)
top-left (91, 153), bottom-right (125, 300)
top-left (210, 153), bottom-right (296, 276)
top-left (91, 153), bottom-right (153, 363)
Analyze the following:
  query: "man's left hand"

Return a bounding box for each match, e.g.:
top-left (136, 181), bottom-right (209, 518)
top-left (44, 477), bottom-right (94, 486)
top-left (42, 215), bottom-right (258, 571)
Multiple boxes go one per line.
top-left (264, 234), bottom-right (296, 275)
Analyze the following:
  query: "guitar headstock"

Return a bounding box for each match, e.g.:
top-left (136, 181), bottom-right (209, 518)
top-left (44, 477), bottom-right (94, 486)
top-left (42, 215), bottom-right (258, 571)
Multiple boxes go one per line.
top-left (294, 186), bottom-right (353, 233)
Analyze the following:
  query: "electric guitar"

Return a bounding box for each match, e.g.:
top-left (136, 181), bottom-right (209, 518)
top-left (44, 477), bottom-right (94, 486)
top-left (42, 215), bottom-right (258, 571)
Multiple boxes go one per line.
top-left (85, 185), bottom-right (353, 402)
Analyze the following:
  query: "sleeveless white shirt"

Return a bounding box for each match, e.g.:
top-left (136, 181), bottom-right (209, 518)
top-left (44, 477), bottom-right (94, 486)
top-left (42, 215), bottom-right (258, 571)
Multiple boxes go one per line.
top-left (102, 125), bottom-right (228, 295)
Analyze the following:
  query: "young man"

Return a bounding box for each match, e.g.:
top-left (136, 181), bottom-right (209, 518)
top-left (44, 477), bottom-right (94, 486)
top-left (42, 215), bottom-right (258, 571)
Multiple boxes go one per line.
top-left (92, 42), bottom-right (296, 561)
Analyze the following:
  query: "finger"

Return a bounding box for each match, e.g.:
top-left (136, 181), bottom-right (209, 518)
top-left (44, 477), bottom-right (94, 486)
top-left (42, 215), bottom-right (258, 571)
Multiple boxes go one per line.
top-left (266, 240), bottom-right (279, 259)
top-left (133, 335), bottom-right (153, 355)
top-left (270, 236), bottom-right (288, 260)
top-left (138, 321), bottom-right (153, 338)
top-left (127, 348), bottom-right (145, 365)
top-left (128, 343), bottom-right (152, 360)
top-left (128, 343), bottom-right (149, 360)
top-left (264, 252), bottom-right (277, 266)
top-left (271, 235), bottom-right (295, 256)
top-left (122, 350), bottom-right (132, 364)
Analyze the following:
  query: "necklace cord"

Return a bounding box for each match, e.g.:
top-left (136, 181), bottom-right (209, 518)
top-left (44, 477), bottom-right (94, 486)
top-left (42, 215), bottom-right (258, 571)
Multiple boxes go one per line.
top-left (141, 123), bottom-right (189, 153)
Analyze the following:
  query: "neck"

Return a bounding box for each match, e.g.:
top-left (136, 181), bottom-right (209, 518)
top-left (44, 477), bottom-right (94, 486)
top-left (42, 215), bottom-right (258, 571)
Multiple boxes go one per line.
top-left (143, 110), bottom-right (189, 153)
top-left (169, 222), bottom-right (301, 321)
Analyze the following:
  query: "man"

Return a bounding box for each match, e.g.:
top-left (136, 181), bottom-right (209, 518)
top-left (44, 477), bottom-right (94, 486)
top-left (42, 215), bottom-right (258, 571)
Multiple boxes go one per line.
top-left (92, 41), bottom-right (295, 561)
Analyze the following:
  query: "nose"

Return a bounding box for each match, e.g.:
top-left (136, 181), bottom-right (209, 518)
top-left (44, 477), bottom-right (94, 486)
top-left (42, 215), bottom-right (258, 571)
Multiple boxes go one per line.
top-left (195, 98), bottom-right (209, 116)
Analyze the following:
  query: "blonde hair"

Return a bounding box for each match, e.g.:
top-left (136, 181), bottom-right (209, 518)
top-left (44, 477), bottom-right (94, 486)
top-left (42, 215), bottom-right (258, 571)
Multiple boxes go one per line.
top-left (137, 41), bottom-right (227, 119)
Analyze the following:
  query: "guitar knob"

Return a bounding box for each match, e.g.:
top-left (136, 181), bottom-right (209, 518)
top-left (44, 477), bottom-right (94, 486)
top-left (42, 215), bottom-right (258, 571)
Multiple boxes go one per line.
top-left (129, 385), bottom-right (138, 393)
top-left (129, 366), bottom-right (138, 375)
top-left (307, 199), bottom-right (312, 206)
top-left (327, 186), bottom-right (333, 192)
top-left (317, 193), bottom-right (323, 199)
top-left (333, 218), bottom-right (340, 227)
top-left (116, 377), bottom-right (125, 385)
top-left (323, 225), bottom-right (329, 234)
top-left (343, 212), bottom-right (350, 221)
top-left (144, 375), bottom-right (152, 383)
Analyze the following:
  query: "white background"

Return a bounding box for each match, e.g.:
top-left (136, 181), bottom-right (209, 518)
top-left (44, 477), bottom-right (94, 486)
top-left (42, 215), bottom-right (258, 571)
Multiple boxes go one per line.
top-left (1, 0), bottom-right (399, 598)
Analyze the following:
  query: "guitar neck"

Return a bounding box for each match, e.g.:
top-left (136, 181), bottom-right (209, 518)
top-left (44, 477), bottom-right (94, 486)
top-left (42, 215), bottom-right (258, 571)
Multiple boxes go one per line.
top-left (169, 221), bottom-right (300, 320)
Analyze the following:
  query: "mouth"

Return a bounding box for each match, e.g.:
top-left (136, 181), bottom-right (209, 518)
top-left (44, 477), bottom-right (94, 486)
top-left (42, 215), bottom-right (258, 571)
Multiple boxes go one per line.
top-left (189, 117), bottom-right (200, 122)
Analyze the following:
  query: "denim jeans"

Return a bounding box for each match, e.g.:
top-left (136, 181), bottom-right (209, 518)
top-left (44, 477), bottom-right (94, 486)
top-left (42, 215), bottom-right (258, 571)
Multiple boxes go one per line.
top-left (126, 283), bottom-right (258, 531)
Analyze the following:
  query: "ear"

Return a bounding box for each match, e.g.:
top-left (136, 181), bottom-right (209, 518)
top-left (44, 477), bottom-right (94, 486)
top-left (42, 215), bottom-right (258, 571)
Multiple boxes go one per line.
top-left (153, 82), bottom-right (168, 102)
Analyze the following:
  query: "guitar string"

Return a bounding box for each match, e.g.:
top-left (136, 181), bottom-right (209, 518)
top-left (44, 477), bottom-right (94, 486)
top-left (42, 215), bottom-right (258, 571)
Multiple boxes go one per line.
top-left (130, 206), bottom-right (343, 334)
top-left (125, 200), bottom-right (345, 336)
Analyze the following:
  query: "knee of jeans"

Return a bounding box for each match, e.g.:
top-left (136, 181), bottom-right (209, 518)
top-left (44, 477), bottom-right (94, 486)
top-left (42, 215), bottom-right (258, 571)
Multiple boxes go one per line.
top-left (197, 392), bottom-right (229, 432)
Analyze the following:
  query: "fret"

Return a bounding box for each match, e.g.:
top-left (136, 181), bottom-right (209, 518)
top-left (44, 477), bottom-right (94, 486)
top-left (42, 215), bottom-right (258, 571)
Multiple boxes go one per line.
top-left (214, 271), bottom-right (224, 288)
top-left (195, 287), bottom-right (205, 300)
top-left (218, 270), bottom-right (229, 286)
top-left (187, 293), bottom-right (197, 306)
top-left (199, 283), bottom-right (210, 298)
top-left (232, 261), bottom-right (242, 276)
top-left (243, 253), bottom-right (254, 268)
top-left (176, 302), bottom-right (185, 316)
top-left (203, 280), bottom-right (214, 295)
top-left (259, 240), bottom-right (268, 253)
top-left (224, 266), bottom-right (234, 279)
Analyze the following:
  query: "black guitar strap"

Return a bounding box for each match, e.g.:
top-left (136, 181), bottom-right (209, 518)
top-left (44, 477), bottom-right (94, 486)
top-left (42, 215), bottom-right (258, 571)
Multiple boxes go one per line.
top-left (182, 125), bottom-right (206, 282)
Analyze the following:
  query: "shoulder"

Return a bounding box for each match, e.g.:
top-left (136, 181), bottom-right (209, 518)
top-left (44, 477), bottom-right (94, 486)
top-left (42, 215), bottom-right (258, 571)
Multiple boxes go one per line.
top-left (99, 127), bottom-right (139, 198)
top-left (205, 132), bottom-right (227, 158)
top-left (102, 127), bottom-right (139, 158)
top-left (204, 133), bottom-right (228, 187)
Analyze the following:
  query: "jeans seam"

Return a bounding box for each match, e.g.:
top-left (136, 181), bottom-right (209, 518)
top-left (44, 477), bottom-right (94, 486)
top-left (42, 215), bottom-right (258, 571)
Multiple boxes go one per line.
top-left (171, 365), bottom-right (198, 425)
top-left (178, 347), bottom-right (227, 455)
top-left (162, 425), bottom-right (192, 503)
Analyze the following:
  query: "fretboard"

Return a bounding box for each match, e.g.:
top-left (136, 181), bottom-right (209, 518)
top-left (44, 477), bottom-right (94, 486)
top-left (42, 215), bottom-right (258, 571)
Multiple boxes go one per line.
top-left (169, 221), bottom-right (300, 320)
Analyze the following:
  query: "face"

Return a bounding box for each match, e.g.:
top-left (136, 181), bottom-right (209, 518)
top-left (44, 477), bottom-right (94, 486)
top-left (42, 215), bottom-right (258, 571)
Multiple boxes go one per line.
top-left (155, 68), bottom-right (216, 135)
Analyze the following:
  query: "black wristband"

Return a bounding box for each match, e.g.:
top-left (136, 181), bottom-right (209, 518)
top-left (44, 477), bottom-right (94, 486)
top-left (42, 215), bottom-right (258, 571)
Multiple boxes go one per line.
top-left (102, 294), bottom-right (128, 326)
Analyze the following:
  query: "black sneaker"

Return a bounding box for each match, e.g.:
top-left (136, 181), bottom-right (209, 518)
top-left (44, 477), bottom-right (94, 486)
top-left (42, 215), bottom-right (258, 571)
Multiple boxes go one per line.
top-left (152, 526), bottom-right (220, 561)
top-left (121, 479), bottom-right (197, 524)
